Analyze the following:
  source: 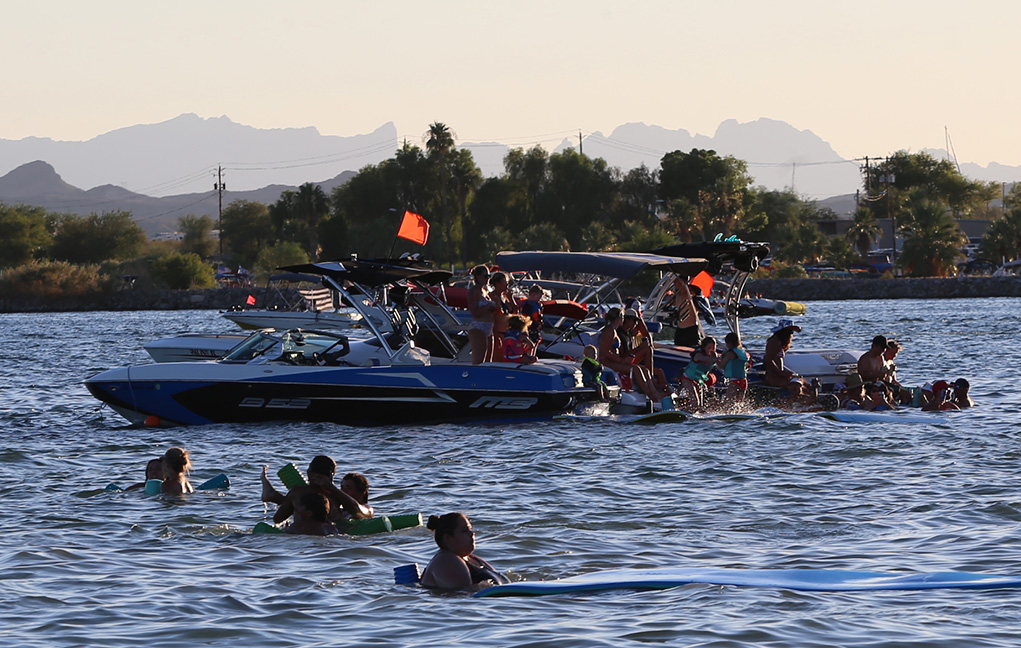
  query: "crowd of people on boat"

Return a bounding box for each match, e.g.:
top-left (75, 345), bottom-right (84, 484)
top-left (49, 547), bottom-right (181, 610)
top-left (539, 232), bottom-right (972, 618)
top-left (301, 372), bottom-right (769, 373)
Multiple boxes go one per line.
top-left (461, 264), bottom-right (973, 415)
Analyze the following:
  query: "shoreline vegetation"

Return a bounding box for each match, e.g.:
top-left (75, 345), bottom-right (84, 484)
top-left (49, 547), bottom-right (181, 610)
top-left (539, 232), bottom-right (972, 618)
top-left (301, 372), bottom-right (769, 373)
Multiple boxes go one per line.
top-left (2, 277), bottom-right (1019, 314)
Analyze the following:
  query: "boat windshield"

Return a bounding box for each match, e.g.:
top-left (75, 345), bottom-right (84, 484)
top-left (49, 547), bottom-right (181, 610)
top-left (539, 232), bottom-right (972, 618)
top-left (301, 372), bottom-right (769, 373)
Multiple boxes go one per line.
top-left (220, 330), bottom-right (348, 363)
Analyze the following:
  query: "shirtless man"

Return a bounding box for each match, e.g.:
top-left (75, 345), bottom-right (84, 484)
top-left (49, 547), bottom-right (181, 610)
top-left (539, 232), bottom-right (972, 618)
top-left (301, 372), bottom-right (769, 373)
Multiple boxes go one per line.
top-left (672, 279), bottom-right (705, 348)
top-left (262, 455), bottom-right (373, 525)
top-left (857, 335), bottom-right (889, 383)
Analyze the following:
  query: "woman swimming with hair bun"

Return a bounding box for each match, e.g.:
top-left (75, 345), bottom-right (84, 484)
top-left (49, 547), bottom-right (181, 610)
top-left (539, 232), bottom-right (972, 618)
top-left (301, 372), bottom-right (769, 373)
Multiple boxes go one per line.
top-left (160, 447), bottom-right (194, 495)
top-left (419, 513), bottom-right (508, 590)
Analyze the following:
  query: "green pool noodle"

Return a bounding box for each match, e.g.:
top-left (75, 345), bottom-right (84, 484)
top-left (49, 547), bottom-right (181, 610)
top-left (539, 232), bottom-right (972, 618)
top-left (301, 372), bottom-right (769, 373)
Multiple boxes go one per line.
top-left (387, 513), bottom-right (424, 530)
top-left (277, 463), bottom-right (306, 489)
top-left (253, 521), bottom-right (285, 534)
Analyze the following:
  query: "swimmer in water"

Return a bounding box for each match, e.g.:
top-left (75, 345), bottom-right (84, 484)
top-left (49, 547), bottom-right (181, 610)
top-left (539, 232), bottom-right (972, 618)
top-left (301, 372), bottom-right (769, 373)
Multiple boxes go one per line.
top-left (419, 513), bottom-right (509, 590)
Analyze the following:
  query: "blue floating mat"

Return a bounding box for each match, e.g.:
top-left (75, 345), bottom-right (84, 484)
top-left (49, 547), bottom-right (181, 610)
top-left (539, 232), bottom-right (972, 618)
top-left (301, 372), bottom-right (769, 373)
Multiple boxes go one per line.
top-left (474, 567), bottom-right (1021, 597)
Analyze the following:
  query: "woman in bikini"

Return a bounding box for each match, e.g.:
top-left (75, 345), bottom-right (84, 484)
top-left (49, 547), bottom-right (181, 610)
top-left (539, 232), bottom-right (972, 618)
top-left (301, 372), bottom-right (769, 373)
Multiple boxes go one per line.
top-left (467, 265), bottom-right (497, 364)
top-left (419, 512), bottom-right (508, 590)
top-left (489, 271), bottom-right (518, 362)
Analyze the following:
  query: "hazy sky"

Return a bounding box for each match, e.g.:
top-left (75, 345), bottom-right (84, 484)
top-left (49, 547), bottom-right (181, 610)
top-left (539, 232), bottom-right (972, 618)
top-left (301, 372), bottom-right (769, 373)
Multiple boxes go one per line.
top-left (5, 0), bottom-right (1019, 166)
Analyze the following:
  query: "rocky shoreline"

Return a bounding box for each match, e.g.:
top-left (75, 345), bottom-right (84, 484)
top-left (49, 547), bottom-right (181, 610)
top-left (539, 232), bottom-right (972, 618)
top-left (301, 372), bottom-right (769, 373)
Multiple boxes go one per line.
top-left (2, 277), bottom-right (1021, 313)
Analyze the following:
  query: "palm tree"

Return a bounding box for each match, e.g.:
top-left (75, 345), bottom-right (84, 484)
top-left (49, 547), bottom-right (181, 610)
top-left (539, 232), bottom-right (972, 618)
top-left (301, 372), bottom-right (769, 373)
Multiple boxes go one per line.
top-left (845, 206), bottom-right (882, 258)
top-left (424, 122), bottom-right (457, 260)
top-left (449, 148), bottom-right (482, 264)
top-left (291, 182), bottom-right (330, 261)
top-left (898, 197), bottom-right (966, 276)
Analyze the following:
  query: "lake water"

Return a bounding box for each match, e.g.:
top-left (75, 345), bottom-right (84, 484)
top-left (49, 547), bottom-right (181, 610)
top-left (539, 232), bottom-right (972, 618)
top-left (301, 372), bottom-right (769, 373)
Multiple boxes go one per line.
top-left (2, 299), bottom-right (1020, 647)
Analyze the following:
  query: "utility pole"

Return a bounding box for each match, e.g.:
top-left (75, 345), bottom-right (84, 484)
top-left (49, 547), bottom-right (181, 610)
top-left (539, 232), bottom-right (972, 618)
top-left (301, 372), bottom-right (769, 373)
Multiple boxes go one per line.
top-left (879, 158), bottom-right (896, 266)
top-left (578, 130), bottom-right (583, 156)
top-left (215, 165), bottom-right (225, 255)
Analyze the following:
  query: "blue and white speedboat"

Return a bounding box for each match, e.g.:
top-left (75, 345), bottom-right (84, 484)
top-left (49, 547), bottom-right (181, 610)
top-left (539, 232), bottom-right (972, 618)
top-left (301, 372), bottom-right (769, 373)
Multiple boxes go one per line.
top-left (86, 260), bottom-right (599, 426)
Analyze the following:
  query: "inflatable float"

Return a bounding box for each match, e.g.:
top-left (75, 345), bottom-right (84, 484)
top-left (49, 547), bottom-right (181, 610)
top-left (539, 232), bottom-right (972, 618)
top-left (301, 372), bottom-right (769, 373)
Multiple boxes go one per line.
top-left (254, 513), bottom-right (423, 535)
top-left (474, 566), bottom-right (1021, 597)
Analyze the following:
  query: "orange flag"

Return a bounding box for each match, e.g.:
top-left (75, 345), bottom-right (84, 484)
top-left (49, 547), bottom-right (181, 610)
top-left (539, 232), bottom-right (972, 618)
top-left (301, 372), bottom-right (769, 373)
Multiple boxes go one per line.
top-left (690, 270), bottom-right (714, 297)
top-left (396, 210), bottom-right (429, 245)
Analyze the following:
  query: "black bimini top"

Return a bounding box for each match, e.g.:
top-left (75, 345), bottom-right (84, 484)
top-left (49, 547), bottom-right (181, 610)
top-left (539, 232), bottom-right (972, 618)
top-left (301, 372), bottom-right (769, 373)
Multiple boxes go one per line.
top-left (279, 259), bottom-right (453, 287)
top-left (495, 251), bottom-right (708, 280)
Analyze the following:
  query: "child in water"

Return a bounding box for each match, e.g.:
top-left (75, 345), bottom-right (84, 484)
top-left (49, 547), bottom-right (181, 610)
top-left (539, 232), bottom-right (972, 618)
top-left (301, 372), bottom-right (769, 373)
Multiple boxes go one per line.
top-left (716, 332), bottom-right (751, 405)
top-left (286, 492), bottom-right (340, 536)
top-left (580, 344), bottom-right (610, 401)
top-left (680, 337), bottom-right (719, 411)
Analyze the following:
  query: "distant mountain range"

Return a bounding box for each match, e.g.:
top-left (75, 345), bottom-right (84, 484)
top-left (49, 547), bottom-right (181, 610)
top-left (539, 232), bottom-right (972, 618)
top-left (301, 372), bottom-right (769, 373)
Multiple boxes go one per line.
top-left (1, 114), bottom-right (1018, 236)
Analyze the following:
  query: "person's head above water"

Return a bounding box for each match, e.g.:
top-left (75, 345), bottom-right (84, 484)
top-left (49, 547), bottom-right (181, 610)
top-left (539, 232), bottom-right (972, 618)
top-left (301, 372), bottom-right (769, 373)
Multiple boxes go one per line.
top-left (307, 455), bottom-right (337, 480)
top-left (427, 512), bottom-right (475, 556)
top-left (162, 447), bottom-right (191, 475)
top-left (340, 471), bottom-right (369, 503)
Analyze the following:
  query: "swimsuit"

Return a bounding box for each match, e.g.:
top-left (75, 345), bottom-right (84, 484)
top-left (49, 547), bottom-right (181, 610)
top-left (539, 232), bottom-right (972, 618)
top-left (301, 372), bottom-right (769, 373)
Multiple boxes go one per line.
top-left (466, 555), bottom-right (508, 585)
top-left (468, 320), bottom-right (494, 335)
top-left (723, 348), bottom-right (749, 380)
top-left (683, 353), bottom-right (714, 384)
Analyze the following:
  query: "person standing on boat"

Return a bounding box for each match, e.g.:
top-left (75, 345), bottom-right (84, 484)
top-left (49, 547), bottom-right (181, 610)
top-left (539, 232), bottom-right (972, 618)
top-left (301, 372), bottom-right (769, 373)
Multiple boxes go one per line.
top-left (520, 284), bottom-right (545, 345)
top-left (419, 513), bottom-right (508, 590)
top-left (672, 279), bottom-right (704, 348)
top-left (489, 271), bottom-right (518, 362)
top-left (467, 265), bottom-right (497, 364)
top-left (598, 307), bottom-right (670, 402)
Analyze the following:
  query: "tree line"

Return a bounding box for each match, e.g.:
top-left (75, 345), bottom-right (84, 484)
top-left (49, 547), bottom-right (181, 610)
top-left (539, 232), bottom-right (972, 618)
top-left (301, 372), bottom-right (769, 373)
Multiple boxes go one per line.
top-left (2, 121), bottom-right (1019, 298)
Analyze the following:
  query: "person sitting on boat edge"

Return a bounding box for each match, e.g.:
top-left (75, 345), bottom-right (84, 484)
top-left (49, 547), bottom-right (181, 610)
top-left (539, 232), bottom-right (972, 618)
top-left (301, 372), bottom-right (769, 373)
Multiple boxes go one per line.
top-left (580, 344), bottom-right (610, 401)
top-left (503, 314), bottom-right (537, 365)
top-left (681, 336), bottom-right (719, 411)
top-left (419, 513), bottom-right (508, 591)
top-left (619, 308), bottom-right (669, 393)
top-left (286, 492), bottom-right (340, 536)
top-left (262, 456), bottom-right (374, 525)
top-left (716, 332), bottom-right (751, 405)
top-left (763, 319), bottom-right (817, 406)
top-left (467, 265), bottom-right (497, 364)
top-left (161, 447), bottom-right (194, 495)
top-left (598, 307), bottom-right (670, 403)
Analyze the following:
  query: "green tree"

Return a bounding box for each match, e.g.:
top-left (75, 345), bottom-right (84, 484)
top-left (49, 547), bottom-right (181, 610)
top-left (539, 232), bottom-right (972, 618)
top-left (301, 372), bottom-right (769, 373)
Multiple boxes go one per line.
top-left (578, 221), bottom-right (617, 251)
top-left (151, 252), bottom-right (215, 289)
top-left (478, 226), bottom-right (515, 264)
top-left (50, 210), bottom-right (145, 264)
top-left (253, 241), bottom-right (310, 280)
top-left (824, 236), bottom-right (861, 269)
top-left (659, 149), bottom-right (752, 238)
top-left (616, 221), bottom-right (675, 252)
top-left (844, 206), bottom-right (883, 257)
top-left (979, 185), bottom-right (1021, 262)
top-left (897, 192), bottom-right (967, 276)
top-left (290, 183), bottom-right (331, 261)
top-left (864, 152), bottom-right (996, 218)
top-left (545, 149), bottom-right (618, 249)
top-left (221, 200), bottom-right (272, 267)
top-left (0, 203), bottom-right (52, 268)
top-left (504, 146), bottom-right (549, 228)
top-left (516, 222), bottom-right (569, 251)
top-left (449, 147), bottom-right (483, 264)
top-left (178, 214), bottom-right (217, 258)
top-left (425, 122), bottom-right (459, 262)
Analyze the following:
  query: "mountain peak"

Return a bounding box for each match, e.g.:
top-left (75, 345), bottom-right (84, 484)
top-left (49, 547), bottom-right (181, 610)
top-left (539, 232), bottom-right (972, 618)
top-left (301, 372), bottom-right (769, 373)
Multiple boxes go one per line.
top-left (0, 160), bottom-right (82, 198)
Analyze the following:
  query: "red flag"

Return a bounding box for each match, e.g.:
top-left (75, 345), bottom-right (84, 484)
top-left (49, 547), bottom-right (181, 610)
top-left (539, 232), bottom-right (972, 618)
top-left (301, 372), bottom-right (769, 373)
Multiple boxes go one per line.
top-left (246, 294), bottom-right (256, 306)
top-left (396, 210), bottom-right (429, 245)
top-left (691, 270), bottom-right (714, 297)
